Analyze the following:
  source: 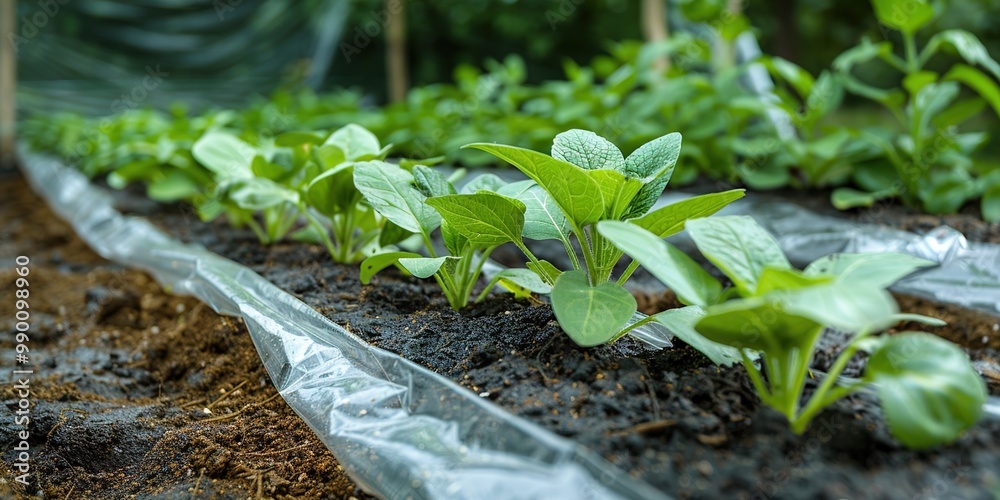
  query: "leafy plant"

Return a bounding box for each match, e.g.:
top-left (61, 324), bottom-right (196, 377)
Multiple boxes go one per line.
top-left (832, 0), bottom-right (1000, 220)
top-left (600, 215), bottom-right (986, 448)
top-left (466, 129), bottom-right (745, 346)
top-left (355, 163), bottom-right (547, 310)
top-left (761, 58), bottom-right (881, 188)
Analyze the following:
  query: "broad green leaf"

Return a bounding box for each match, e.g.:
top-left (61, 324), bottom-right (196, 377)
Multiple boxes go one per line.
top-left (192, 132), bottom-right (255, 180)
top-left (354, 161), bottom-right (441, 235)
top-left (630, 189), bottom-right (745, 238)
top-left (499, 181), bottom-right (571, 240)
top-left (652, 306), bottom-right (743, 366)
top-left (933, 97), bottom-right (987, 129)
top-left (426, 192), bottom-right (526, 247)
top-left (833, 39), bottom-right (892, 73)
top-left (412, 165), bottom-right (456, 198)
top-left (483, 268), bottom-right (552, 300)
top-left (772, 282), bottom-right (899, 333)
top-left (867, 332), bottom-right (986, 449)
top-left (923, 30), bottom-right (1000, 80)
top-left (360, 251), bottom-right (422, 283)
top-left (307, 164), bottom-right (356, 216)
top-left (944, 64), bottom-right (1000, 119)
top-left (805, 252), bottom-right (935, 288)
top-left (805, 71), bottom-right (844, 122)
top-left (147, 170), bottom-right (200, 202)
top-left (324, 124), bottom-right (382, 160)
top-left (754, 267), bottom-right (831, 296)
top-left (983, 182), bottom-right (1000, 222)
top-left (696, 295), bottom-right (822, 352)
top-left (685, 216), bottom-right (790, 296)
top-left (224, 178), bottom-right (299, 210)
top-left (622, 132), bottom-right (683, 218)
top-left (399, 256), bottom-right (453, 279)
top-left (464, 143), bottom-right (606, 226)
top-left (914, 82), bottom-right (959, 139)
top-left (872, 0), bottom-right (934, 35)
top-left (527, 260), bottom-right (563, 285)
top-left (767, 57), bottom-right (815, 98)
top-left (314, 144), bottom-right (347, 170)
top-left (551, 270), bottom-right (637, 347)
top-left (587, 169), bottom-right (644, 220)
top-left (461, 173), bottom-right (507, 194)
top-left (902, 71), bottom-right (939, 96)
top-left (625, 132), bottom-right (681, 182)
top-left (551, 129), bottom-right (625, 172)
top-left (831, 187), bottom-right (894, 209)
top-left (378, 220), bottom-right (412, 247)
top-left (597, 221), bottom-right (721, 306)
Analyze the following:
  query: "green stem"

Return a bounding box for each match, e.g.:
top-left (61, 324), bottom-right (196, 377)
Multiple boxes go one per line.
top-left (616, 260), bottom-right (641, 287)
top-left (246, 217), bottom-right (270, 245)
top-left (299, 204), bottom-right (339, 260)
top-left (903, 32), bottom-right (919, 73)
top-left (463, 248), bottom-right (494, 304)
top-left (335, 209), bottom-right (355, 263)
top-left (790, 330), bottom-right (871, 434)
top-left (560, 234), bottom-right (582, 271)
top-left (741, 349), bottom-right (774, 406)
top-left (609, 313), bottom-right (657, 343)
top-left (570, 222), bottom-right (598, 286)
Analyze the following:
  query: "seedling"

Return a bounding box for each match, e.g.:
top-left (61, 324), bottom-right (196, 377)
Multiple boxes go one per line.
top-left (466, 130), bottom-right (744, 346)
top-left (600, 215), bottom-right (986, 448)
top-left (355, 163), bottom-right (547, 310)
top-left (832, 0), bottom-right (1000, 220)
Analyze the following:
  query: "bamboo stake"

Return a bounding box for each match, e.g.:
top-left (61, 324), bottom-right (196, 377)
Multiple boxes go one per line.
top-left (386, 0), bottom-right (408, 103)
top-left (1, 0), bottom-right (16, 167)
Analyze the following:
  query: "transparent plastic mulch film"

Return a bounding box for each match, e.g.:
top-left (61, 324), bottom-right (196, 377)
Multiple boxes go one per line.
top-left (17, 147), bottom-right (667, 499)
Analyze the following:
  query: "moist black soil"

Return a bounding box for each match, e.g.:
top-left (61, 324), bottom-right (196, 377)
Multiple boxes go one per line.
top-left (138, 186), bottom-right (1000, 499)
top-left (0, 174), bottom-right (371, 499)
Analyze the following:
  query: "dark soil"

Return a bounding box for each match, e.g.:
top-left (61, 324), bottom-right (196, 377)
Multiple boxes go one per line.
top-left (0, 175), bottom-right (370, 499)
top-left (144, 192), bottom-right (1000, 499)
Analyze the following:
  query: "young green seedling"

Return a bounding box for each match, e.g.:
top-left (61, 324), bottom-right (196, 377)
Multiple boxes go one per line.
top-left (355, 163), bottom-right (547, 310)
top-left (602, 215), bottom-right (986, 448)
top-left (832, 0), bottom-right (1000, 220)
top-left (466, 130), bottom-right (744, 346)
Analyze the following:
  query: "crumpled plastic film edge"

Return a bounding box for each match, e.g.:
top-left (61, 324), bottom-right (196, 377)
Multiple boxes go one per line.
top-left (16, 147), bottom-right (668, 500)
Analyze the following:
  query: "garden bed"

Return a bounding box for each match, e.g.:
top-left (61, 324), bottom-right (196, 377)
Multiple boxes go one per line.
top-left (11, 150), bottom-right (1000, 498)
top-left (0, 174), bottom-right (369, 498)
top-left (136, 180), bottom-right (1000, 499)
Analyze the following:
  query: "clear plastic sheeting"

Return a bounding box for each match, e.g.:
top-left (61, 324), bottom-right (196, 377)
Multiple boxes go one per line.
top-left (17, 147), bottom-right (667, 500)
top-left (651, 193), bottom-right (1000, 317)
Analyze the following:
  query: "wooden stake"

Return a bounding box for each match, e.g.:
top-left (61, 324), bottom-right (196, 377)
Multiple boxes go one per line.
top-left (386, 0), bottom-right (408, 103)
top-left (1, 0), bottom-right (16, 166)
top-left (641, 0), bottom-right (670, 73)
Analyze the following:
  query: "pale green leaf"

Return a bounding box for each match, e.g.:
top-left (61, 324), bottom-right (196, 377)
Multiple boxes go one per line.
top-left (551, 270), bottom-right (637, 347)
top-left (630, 189), bottom-right (745, 238)
top-left (685, 216), bottom-right (790, 296)
top-left (426, 192), bottom-right (526, 247)
top-left (354, 161), bottom-right (441, 235)
top-left (551, 129), bottom-right (625, 171)
top-left (653, 306), bottom-right (744, 366)
top-left (867, 332), bottom-right (985, 449)
top-left (597, 221), bottom-right (721, 306)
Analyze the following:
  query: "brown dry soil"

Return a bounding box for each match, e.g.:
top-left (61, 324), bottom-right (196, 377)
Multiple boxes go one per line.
top-left (0, 174), bottom-right (372, 499)
top-left (144, 192), bottom-right (1000, 498)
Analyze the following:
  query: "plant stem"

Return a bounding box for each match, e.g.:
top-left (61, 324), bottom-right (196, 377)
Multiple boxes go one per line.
top-left (609, 313), bottom-right (657, 343)
top-left (903, 32), bottom-right (919, 73)
top-left (790, 330), bottom-right (870, 434)
top-left (616, 260), bottom-right (641, 287)
top-left (298, 204), bottom-right (339, 260)
top-left (246, 218), bottom-right (270, 245)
